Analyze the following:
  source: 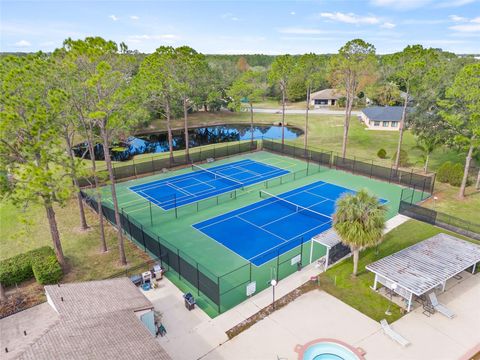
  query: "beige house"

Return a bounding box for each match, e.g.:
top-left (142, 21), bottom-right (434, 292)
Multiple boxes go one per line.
top-left (309, 89), bottom-right (343, 108)
top-left (360, 106), bottom-right (404, 131)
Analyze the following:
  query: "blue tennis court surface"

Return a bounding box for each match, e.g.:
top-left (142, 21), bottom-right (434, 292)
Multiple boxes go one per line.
top-left (129, 159), bottom-right (289, 210)
top-left (194, 181), bottom-right (387, 266)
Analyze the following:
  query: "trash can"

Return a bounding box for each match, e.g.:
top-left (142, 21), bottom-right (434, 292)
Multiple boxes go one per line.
top-left (183, 292), bottom-right (196, 311)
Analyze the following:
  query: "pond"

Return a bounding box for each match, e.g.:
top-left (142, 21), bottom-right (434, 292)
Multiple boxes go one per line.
top-left (73, 124), bottom-right (303, 161)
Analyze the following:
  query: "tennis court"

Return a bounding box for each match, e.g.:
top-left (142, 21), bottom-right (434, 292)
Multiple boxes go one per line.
top-left (194, 180), bottom-right (385, 266)
top-left (129, 159), bottom-right (289, 210)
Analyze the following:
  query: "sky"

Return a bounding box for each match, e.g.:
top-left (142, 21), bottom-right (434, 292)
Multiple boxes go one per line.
top-left (1, 0), bottom-right (480, 54)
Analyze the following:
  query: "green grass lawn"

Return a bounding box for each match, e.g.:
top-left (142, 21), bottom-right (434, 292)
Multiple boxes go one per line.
top-left (0, 199), bottom-right (149, 282)
top-left (319, 220), bottom-right (479, 322)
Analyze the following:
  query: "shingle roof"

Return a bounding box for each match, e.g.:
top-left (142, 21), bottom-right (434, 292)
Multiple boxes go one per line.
top-left (361, 106), bottom-right (404, 121)
top-left (17, 278), bottom-right (171, 360)
top-left (366, 233), bottom-right (480, 296)
top-left (45, 278), bottom-right (153, 320)
top-left (310, 88), bottom-right (344, 100)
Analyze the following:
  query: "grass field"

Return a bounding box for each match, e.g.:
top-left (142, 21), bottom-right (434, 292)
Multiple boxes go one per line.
top-left (0, 199), bottom-right (149, 279)
top-left (319, 219), bottom-right (479, 322)
top-left (92, 151), bottom-right (422, 316)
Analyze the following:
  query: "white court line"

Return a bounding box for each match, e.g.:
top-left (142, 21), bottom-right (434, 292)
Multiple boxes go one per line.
top-left (166, 181), bottom-right (194, 197)
top-left (247, 219), bottom-right (332, 262)
top-left (234, 215), bottom-right (288, 242)
top-left (259, 198), bottom-right (330, 228)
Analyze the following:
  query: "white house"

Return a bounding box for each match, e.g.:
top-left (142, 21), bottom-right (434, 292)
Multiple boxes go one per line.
top-left (360, 106), bottom-right (405, 131)
top-left (309, 89), bottom-right (343, 108)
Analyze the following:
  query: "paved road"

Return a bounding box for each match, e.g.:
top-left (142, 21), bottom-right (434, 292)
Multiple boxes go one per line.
top-left (252, 107), bottom-right (361, 116)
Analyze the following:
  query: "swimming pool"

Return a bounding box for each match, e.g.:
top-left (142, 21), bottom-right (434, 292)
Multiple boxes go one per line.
top-left (295, 339), bottom-right (364, 360)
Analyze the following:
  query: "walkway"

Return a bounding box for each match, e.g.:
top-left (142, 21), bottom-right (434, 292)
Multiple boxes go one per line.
top-left (252, 108), bottom-right (360, 116)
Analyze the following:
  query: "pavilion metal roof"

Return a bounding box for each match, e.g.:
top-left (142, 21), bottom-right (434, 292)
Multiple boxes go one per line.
top-left (312, 229), bottom-right (342, 248)
top-left (366, 233), bottom-right (480, 296)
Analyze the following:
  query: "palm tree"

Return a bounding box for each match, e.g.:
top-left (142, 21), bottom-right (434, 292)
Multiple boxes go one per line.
top-left (412, 134), bottom-right (443, 173)
top-left (333, 189), bottom-right (387, 276)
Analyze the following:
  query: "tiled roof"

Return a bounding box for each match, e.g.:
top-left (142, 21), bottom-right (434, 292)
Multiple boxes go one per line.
top-left (16, 278), bottom-right (171, 360)
top-left (45, 278), bottom-right (153, 320)
top-left (361, 106), bottom-right (404, 121)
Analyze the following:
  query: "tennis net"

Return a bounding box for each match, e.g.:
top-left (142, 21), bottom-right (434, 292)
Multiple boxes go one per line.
top-left (192, 164), bottom-right (245, 189)
top-left (259, 190), bottom-right (332, 222)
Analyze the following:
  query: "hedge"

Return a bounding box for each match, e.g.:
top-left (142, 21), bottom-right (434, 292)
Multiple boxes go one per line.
top-left (0, 246), bottom-right (63, 287)
top-left (377, 148), bottom-right (387, 159)
top-left (437, 161), bottom-right (467, 187)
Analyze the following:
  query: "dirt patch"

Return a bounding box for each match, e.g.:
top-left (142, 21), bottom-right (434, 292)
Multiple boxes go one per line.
top-left (226, 277), bottom-right (320, 339)
top-left (1, 281), bottom-right (46, 319)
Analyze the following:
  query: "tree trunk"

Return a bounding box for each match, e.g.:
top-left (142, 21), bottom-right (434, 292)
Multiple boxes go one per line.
top-left (476, 168), bottom-right (480, 190)
top-left (64, 132), bottom-right (89, 230)
top-left (44, 201), bottom-right (67, 269)
top-left (183, 97), bottom-right (189, 162)
top-left (394, 94), bottom-right (409, 171)
top-left (341, 94), bottom-right (352, 158)
top-left (304, 85), bottom-right (310, 150)
top-left (100, 125), bottom-right (127, 266)
top-left (281, 85), bottom-right (286, 147)
top-left (458, 143), bottom-right (474, 199)
top-left (424, 153), bottom-right (430, 174)
top-left (87, 138), bottom-right (107, 253)
top-left (166, 99), bottom-right (174, 164)
top-left (352, 248), bottom-right (359, 276)
top-left (249, 101), bottom-right (254, 145)
top-left (0, 282), bottom-right (6, 301)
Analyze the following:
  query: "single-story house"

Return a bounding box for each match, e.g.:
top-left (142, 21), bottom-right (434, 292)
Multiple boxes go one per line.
top-left (310, 89), bottom-right (343, 108)
top-left (13, 278), bottom-right (172, 360)
top-left (360, 106), bottom-right (405, 131)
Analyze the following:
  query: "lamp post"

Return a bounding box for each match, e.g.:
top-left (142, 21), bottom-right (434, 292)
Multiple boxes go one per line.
top-left (433, 196), bottom-right (438, 210)
top-left (270, 279), bottom-right (277, 310)
top-left (385, 283), bottom-right (398, 316)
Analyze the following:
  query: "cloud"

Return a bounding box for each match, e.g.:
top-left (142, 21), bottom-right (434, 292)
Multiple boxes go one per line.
top-left (221, 13), bottom-right (239, 21)
top-left (370, 0), bottom-right (432, 10)
top-left (14, 40), bottom-right (31, 47)
top-left (109, 15), bottom-right (119, 21)
top-left (436, 0), bottom-right (476, 8)
top-left (449, 15), bottom-right (468, 22)
top-left (380, 22), bottom-right (396, 28)
top-left (130, 15), bottom-right (140, 20)
top-left (319, 12), bottom-right (381, 25)
top-left (449, 16), bottom-right (480, 32)
top-left (290, 11), bottom-right (296, 15)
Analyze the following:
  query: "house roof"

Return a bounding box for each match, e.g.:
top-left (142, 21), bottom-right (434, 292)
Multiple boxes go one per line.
top-left (17, 278), bottom-right (171, 360)
top-left (366, 233), bottom-right (480, 296)
top-left (361, 106), bottom-right (404, 122)
top-left (45, 277), bottom-right (153, 320)
top-left (310, 88), bottom-right (344, 100)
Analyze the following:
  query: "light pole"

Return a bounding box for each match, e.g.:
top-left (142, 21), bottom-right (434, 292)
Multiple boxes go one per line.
top-left (270, 279), bottom-right (277, 310)
top-left (433, 196), bottom-right (438, 210)
top-left (385, 283), bottom-right (397, 316)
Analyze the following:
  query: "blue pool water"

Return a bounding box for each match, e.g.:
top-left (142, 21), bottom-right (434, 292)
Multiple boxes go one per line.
top-left (303, 342), bottom-right (360, 360)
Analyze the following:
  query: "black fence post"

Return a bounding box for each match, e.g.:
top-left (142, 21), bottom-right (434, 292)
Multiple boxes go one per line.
top-left (196, 263), bottom-right (200, 296)
top-left (157, 241), bottom-right (162, 267)
top-left (177, 249), bottom-right (181, 280)
top-left (140, 224), bottom-right (147, 252)
top-left (151, 156), bottom-right (155, 175)
top-left (370, 160), bottom-right (374, 178)
top-left (149, 201), bottom-right (153, 226)
top-left (133, 158), bottom-right (137, 179)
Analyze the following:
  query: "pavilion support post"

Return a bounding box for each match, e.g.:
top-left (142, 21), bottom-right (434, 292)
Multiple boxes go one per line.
top-left (309, 240), bottom-right (314, 264)
top-left (442, 281), bottom-right (446, 292)
top-left (324, 248), bottom-right (330, 270)
top-left (371, 274), bottom-right (378, 291)
top-left (407, 293), bottom-right (413, 312)
top-left (472, 263), bottom-right (477, 274)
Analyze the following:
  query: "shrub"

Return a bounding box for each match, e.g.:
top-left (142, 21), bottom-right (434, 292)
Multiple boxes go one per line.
top-left (448, 163), bottom-right (465, 187)
top-left (437, 161), bottom-right (452, 183)
top-left (0, 253), bottom-right (33, 287)
top-left (31, 248), bottom-right (63, 285)
top-left (377, 148), bottom-right (387, 159)
top-left (0, 246), bottom-right (62, 287)
top-left (392, 149), bottom-right (409, 167)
